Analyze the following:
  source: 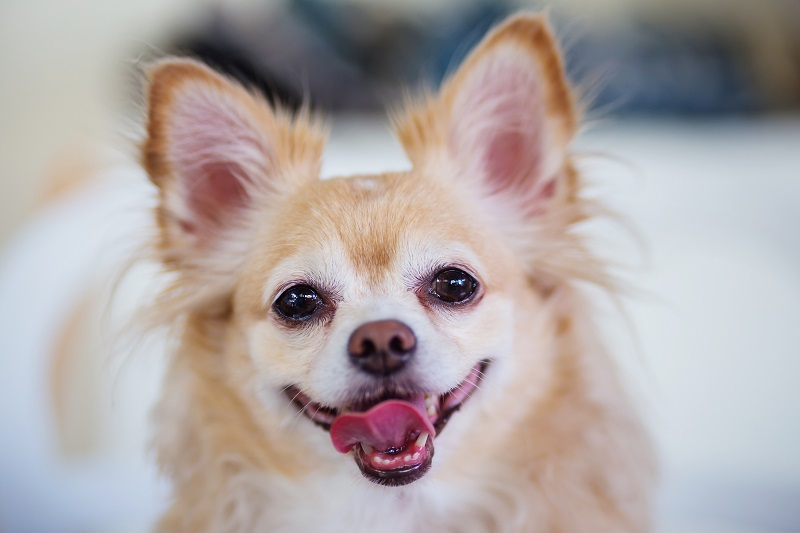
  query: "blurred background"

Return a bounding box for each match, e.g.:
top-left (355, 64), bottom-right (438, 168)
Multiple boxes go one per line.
top-left (1, 0), bottom-right (798, 531)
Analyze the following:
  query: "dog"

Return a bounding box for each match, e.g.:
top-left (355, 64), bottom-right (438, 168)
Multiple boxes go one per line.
top-left (139, 13), bottom-right (654, 531)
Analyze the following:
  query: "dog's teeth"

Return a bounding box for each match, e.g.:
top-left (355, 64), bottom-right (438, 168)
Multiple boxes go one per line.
top-left (415, 432), bottom-right (429, 447)
top-left (412, 452), bottom-right (420, 460)
top-left (361, 443), bottom-right (374, 454)
top-left (425, 394), bottom-right (438, 416)
top-left (404, 454), bottom-right (412, 461)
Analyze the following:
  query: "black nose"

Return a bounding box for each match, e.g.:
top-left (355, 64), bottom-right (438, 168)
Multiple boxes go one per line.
top-left (348, 320), bottom-right (416, 376)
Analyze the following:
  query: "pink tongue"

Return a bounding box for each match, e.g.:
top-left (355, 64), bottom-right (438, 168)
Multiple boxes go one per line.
top-left (330, 399), bottom-right (435, 453)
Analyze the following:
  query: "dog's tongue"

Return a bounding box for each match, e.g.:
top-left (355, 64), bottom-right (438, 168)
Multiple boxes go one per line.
top-left (330, 398), bottom-right (435, 453)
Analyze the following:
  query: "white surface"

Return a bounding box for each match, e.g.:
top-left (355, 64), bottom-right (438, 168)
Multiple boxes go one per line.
top-left (579, 119), bottom-right (800, 531)
top-left (0, 117), bottom-right (798, 531)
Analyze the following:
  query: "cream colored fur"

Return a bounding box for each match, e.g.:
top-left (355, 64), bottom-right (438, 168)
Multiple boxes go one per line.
top-left (142, 13), bottom-right (655, 532)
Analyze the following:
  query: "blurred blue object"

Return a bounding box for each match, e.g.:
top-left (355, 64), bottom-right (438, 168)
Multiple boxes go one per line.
top-left (162, 1), bottom-right (798, 114)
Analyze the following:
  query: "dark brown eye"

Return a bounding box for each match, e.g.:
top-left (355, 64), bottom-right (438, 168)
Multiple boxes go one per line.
top-left (275, 285), bottom-right (322, 320)
top-left (430, 269), bottom-right (477, 303)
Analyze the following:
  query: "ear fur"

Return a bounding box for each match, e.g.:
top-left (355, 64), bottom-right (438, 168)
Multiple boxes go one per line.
top-left (394, 13), bottom-right (578, 208)
top-left (393, 14), bottom-right (595, 284)
top-left (142, 58), bottom-right (326, 311)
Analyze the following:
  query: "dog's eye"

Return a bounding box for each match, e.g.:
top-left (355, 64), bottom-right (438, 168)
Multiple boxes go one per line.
top-left (274, 285), bottom-right (322, 320)
top-left (430, 269), bottom-right (477, 303)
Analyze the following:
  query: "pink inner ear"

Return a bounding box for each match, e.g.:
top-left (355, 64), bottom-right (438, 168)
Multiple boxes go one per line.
top-left (185, 161), bottom-right (249, 231)
top-left (452, 53), bottom-right (556, 213)
top-left (169, 88), bottom-right (270, 241)
top-left (485, 129), bottom-right (538, 194)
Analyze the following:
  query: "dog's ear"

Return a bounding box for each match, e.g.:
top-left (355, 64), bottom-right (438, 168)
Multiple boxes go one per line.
top-left (395, 14), bottom-right (578, 225)
top-left (143, 58), bottom-right (325, 271)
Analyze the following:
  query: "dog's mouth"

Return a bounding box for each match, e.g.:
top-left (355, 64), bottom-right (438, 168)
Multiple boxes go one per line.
top-left (284, 360), bottom-right (488, 486)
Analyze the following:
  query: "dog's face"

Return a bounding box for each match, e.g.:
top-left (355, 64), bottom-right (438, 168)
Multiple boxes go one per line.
top-left (144, 15), bottom-right (578, 486)
top-left (235, 173), bottom-right (522, 484)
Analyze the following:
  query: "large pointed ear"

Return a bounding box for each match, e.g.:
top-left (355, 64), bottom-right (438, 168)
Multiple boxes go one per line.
top-left (142, 58), bottom-right (325, 277)
top-left (394, 14), bottom-right (578, 223)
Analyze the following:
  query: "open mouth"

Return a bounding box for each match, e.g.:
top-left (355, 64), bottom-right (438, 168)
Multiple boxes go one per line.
top-left (284, 360), bottom-right (489, 486)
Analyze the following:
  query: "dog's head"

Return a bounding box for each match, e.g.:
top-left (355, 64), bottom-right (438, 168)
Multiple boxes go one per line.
top-left (144, 14), bottom-right (582, 486)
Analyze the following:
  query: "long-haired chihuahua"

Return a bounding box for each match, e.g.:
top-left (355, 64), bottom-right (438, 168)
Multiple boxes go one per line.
top-left (141, 13), bottom-right (654, 531)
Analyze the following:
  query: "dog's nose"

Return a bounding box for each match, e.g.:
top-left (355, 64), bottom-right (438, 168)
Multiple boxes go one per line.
top-left (348, 320), bottom-right (416, 376)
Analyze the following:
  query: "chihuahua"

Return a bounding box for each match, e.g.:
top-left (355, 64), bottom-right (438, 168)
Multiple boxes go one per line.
top-left (142, 13), bottom-right (654, 532)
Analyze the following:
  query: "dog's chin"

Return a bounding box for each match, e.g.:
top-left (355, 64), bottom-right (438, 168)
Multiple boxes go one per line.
top-left (284, 360), bottom-right (489, 486)
top-left (353, 433), bottom-right (435, 486)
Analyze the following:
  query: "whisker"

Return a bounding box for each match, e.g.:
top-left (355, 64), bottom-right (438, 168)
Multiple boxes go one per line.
top-left (452, 380), bottom-right (483, 395)
top-left (286, 399), bottom-right (313, 430)
top-left (284, 389), bottom-right (303, 408)
top-left (310, 404), bottom-right (324, 421)
top-left (469, 366), bottom-right (488, 379)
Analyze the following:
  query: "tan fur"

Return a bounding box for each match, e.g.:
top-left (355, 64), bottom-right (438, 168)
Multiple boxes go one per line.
top-left (143, 58), bottom-right (327, 272)
top-left (142, 13), bottom-right (654, 532)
